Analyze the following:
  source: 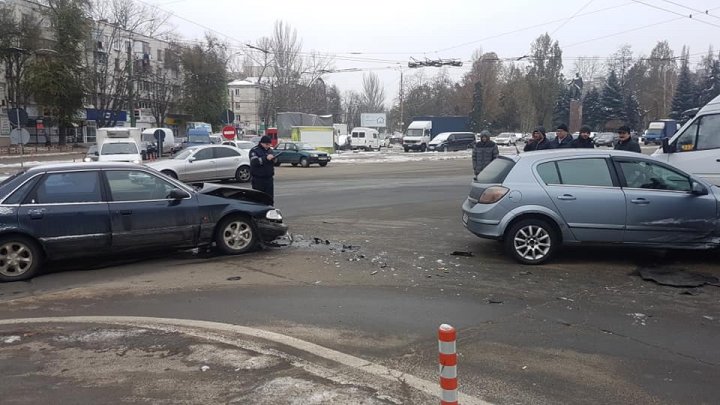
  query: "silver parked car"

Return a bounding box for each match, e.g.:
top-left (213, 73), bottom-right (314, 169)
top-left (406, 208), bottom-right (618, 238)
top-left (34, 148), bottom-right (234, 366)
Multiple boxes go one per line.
top-left (146, 144), bottom-right (251, 183)
top-left (462, 149), bottom-right (720, 264)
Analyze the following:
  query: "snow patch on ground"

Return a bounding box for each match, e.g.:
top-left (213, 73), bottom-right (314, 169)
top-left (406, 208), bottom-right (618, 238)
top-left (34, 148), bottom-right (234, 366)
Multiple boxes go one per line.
top-left (54, 328), bottom-right (149, 343)
top-left (2, 335), bottom-right (21, 344)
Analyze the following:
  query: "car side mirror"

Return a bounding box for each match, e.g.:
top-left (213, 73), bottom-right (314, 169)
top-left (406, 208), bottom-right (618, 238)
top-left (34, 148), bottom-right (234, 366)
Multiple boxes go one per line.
top-left (168, 188), bottom-right (190, 200)
top-left (661, 138), bottom-right (675, 153)
top-left (188, 156), bottom-right (196, 162)
top-left (691, 181), bottom-right (708, 196)
top-left (93, 151), bottom-right (99, 156)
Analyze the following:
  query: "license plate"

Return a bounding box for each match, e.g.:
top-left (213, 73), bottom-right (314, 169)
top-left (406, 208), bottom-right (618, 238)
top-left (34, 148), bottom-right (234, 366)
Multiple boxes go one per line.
top-left (318, 157), bottom-right (328, 160)
top-left (462, 213), bottom-right (468, 224)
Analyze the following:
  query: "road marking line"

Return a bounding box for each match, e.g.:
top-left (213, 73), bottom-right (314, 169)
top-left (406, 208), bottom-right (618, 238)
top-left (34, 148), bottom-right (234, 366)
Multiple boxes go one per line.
top-left (0, 316), bottom-right (492, 405)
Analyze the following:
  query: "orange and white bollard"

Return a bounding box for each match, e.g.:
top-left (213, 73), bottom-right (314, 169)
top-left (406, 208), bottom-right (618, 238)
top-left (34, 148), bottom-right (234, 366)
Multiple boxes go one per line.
top-left (439, 323), bottom-right (458, 405)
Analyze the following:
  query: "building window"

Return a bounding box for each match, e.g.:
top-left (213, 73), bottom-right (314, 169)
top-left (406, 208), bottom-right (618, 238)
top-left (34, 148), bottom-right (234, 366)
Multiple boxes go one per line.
top-left (157, 49), bottom-right (163, 62)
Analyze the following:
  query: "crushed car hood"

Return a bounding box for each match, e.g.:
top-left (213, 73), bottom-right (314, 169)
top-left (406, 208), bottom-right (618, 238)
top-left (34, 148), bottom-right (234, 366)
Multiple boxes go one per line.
top-left (196, 183), bottom-right (273, 206)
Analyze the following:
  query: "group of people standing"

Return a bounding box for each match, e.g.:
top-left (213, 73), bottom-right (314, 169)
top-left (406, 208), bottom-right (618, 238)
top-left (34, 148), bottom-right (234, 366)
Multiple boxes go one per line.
top-left (473, 124), bottom-right (642, 175)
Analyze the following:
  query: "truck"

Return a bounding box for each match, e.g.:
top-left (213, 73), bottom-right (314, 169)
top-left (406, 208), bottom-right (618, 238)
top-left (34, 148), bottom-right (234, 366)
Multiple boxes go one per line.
top-left (94, 127), bottom-right (143, 163)
top-left (290, 126), bottom-right (335, 154)
top-left (643, 119), bottom-right (678, 145)
top-left (402, 116), bottom-right (470, 152)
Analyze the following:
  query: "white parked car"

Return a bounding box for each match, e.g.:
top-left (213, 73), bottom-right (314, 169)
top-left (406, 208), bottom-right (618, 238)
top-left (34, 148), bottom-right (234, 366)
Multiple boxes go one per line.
top-left (494, 132), bottom-right (516, 146)
top-left (97, 138), bottom-right (142, 164)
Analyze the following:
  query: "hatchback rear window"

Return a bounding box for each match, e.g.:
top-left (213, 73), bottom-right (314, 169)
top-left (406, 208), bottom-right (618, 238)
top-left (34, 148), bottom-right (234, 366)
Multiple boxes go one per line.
top-left (475, 157), bottom-right (515, 183)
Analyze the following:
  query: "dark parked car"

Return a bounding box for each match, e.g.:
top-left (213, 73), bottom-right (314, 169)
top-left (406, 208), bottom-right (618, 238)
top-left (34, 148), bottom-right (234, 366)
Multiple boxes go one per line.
top-left (0, 162), bottom-right (287, 282)
top-left (273, 142), bottom-right (331, 167)
top-left (462, 149), bottom-right (720, 264)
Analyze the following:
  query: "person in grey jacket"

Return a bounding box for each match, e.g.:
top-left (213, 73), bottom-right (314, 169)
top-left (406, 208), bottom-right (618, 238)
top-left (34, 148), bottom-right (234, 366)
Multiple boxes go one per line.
top-left (472, 133), bottom-right (499, 175)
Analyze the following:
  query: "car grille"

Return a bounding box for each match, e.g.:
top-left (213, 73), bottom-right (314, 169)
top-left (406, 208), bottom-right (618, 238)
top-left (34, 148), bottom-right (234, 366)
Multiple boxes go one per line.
top-left (404, 140), bottom-right (418, 144)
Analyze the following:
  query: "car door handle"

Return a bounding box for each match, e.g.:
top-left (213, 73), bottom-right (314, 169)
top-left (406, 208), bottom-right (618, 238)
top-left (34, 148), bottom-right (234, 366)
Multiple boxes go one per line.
top-left (28, 208), bottom-right (45, 219)
top-left (557, 194), bottom-right (576, 201)
top-left (631, 198), bottom-right (650, 205)
top-left (117, 210), bottom-right (133, 215)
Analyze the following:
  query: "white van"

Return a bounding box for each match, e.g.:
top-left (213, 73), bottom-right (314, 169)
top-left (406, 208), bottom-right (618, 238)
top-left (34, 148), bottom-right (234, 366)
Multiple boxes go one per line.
top-left (403, 120), bottom-right (431, 152)
top-left (98, 137), bottom-right (142, 164)
top-left (349, 127), bottom-right (381, 151)
top-left (652, 94), bottom-right (720, 185)
top-left (141, 127), bottom-right (178, 155)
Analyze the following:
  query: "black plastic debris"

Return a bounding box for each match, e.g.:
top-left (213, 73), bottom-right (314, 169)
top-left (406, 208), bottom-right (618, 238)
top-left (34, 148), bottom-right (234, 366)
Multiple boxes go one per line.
top-left (487, 299), bottom-right (503, 304)
top-left (451, 251), bottom-right (474, 257)
top-left (636, 267), bottom-right (720, 288)
top-left (226, 276), bottom-right (242, 281)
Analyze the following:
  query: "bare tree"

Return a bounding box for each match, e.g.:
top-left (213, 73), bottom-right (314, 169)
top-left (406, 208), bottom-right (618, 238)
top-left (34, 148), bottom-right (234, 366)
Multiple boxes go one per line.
top-left (0, 3), bottom-right (43, 111)
top-left (360, 72), bottom-right (385, 112)
top-left (572, 56), bottom-right (605, 95)
top-left (607, 44), bottom-right (633, 85)
top-left (89, 0), bottom-right (174, 38)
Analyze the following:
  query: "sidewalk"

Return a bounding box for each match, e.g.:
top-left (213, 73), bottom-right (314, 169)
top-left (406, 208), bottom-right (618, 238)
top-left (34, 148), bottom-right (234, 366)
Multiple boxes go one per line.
top-left (0, 317), bottom-right (453, 404)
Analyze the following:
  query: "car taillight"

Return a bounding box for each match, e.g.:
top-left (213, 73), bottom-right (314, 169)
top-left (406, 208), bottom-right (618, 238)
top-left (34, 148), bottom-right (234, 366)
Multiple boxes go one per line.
top-left (478, 186), bottom-right (509, 204)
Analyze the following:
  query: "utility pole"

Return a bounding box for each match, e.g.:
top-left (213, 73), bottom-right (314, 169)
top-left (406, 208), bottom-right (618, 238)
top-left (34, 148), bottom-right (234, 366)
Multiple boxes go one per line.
top-left (399, 69), bottom-right (404, 130)
top-left (128, 36), bottom-right (135, 127)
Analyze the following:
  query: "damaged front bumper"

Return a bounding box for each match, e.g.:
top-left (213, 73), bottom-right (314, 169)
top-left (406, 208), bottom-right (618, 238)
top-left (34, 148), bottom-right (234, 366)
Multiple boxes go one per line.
top-left (255, 218), bottom-right (289, 243)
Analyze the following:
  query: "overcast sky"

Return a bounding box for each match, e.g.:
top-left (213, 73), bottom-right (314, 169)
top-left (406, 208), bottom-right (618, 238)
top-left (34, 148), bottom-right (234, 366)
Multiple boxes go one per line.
top-left (151, 0), bottom-right (720, 106)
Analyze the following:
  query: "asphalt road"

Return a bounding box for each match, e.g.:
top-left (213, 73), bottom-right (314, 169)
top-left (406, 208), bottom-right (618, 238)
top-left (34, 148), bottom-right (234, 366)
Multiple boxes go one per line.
top-left (1, 151), bottom-right (718, 404)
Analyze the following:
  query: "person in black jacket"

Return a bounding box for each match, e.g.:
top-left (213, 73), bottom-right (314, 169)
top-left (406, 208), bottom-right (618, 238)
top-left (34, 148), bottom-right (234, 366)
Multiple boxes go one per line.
top-left (614, 125), bottom-right (641, 153)
top-left (249, 135), bottom-right (276, 201)
top-left (572, 125), bottom-right (595, 148)
top-left (523, 126), bottom-right (556, 151)
top-left (552, 123), bottom-right (573, 148)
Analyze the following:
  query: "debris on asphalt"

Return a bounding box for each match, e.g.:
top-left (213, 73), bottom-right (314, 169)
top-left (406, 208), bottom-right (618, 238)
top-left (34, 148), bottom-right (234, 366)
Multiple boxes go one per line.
top-left (557, 297), bottom-right (574, 302)
top-left (2, 335), bottom-right (21, 344)
top-left (226, 276), bottom-right (242, 281)
top-left (636, 267), bottom-right (720, 288)
top-left (680, 288), bottom-right (702, 296)
top-left (703, 315), bottom-right (715, 321)
top-left (370, 271), bottom-right (378, 275)
top-left (488, 298), bottom-right (503, 304)
top-left (522, 365), bottom-right (528, 370)
top-left (451, 251), bottom-right (474, 257)
top-left (519, 271), bottom-right (532, 276)
top-left (627, 312), bottom-right (649, 326)
top-left (200, 365), bottom-right (210, 372)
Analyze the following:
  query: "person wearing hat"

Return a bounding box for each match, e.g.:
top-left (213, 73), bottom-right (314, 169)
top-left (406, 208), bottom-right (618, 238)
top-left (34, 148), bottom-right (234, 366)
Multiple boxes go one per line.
top-left (613, 125), bottom-right (641, 153)
top-left (249, 135), bottom-right (277, 202)
top-left (551, 123), bottom-right (573, 148)
top-left (572, 125), bottom-right (595, 148)
top-left (523, 126), bottom-right (555, 151)
top-left (472, 132), bottom-right (499, 175)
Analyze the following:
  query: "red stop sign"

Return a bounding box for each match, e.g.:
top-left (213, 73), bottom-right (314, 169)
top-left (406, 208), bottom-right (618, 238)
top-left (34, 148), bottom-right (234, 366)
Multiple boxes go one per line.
top-left (222, 126), bottom-right (236, 140)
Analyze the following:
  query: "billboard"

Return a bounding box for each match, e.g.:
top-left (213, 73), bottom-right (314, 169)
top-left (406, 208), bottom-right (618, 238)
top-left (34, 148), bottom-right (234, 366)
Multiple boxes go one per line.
top-left (360, 113), bottom-right (387, 128)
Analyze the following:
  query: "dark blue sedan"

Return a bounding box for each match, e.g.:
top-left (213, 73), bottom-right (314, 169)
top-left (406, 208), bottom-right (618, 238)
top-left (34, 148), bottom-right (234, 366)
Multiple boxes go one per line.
top-left (0, 162), bottom-right (288, 282)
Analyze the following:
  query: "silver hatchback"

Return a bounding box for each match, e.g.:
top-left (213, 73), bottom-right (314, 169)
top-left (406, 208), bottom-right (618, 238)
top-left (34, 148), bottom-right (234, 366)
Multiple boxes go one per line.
top-left (462, 149), bottom-right (720, 264)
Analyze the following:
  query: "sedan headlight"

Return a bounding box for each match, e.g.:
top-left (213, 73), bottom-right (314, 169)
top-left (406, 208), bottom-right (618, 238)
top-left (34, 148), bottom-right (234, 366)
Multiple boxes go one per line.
top-left (310, 153), bottom-right (317, 157)
top-left (83, 157), bottom-right (92, 162)
top-left (265, 209), bottom-right (283, 221)
top-left (132, 159), bottom-right (141, 164)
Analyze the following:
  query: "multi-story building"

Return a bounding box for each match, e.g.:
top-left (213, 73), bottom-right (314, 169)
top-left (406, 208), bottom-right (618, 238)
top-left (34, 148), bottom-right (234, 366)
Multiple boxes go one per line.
top-left (228, 77), bottom-right (270, 135)
top-left (0, 0), bottom-right (185, 144)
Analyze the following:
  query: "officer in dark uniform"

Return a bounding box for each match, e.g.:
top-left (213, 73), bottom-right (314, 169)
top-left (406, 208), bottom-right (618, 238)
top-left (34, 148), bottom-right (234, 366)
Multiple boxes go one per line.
top-left (249, 135), bottom-right (276, 202)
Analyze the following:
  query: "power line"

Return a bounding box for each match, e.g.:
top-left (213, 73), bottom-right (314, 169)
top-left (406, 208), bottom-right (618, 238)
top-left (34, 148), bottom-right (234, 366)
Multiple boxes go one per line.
top-left (564, 16), bottom-right (684, 48)
top-left (550, 0), bottom-right (595, 36)
top-left (630, 0), bottom-right (720, 29)
top-left (433, 2), bottom-right (633, 53)
top-left (659, 0), bottom-right (720, 21)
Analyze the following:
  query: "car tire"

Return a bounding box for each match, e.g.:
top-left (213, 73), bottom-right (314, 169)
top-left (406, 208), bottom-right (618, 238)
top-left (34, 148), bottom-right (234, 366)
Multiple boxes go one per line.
top-left (504, 219), bottom-right (557, 265)
top-left (403, 147), bottom-right (409, 153)
top-left (420, 144), bottom-right (427, 152)
top-left (300, 157), bottom-right (310, 167)
top-left (215, 215), bottom-right (257, 255)
top-left (0, 235), bottom-right (43, 282)
top-left (235, 165), bottom-right (251, 183)
top-left (319, 162), bottom-right (328, 167)
top-left (291, 163), bottom-right (298, 167)
top-left (161, 170), bottom-right (177, 179)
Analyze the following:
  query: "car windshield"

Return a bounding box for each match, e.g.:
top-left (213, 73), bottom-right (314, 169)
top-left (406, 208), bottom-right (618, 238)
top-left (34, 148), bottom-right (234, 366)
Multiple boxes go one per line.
top-left (174, 149), bottom-right (194, 160)
top-left (599, 133), bottom-right (615, 139)
top-left (297, 143), bottom-right (315, 150)
top-left (188, 135), bottom-right (210, 143)
top-left (235, 142), bottom-right (253, 149)
top-left (430, 133), bottom-right (450, 143)
top-left (101, 142), bottom-right (138, 154)
top-left (475, 157), bottom-right (515, 183)
top-left (496, 133), bottom-right (512, 139)
top-left (406, 129), bottom-right (424, 136)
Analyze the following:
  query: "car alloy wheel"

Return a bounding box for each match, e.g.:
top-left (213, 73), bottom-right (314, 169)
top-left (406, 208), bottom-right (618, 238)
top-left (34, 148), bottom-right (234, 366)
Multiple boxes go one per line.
top-left (0, 236), bottom-right (42, 282)
top-left (300, 157), bottom-right (310, 167)
top-left (215, 216), bottom-right (256, 254)
top-left (505, 219), bottom-right (557, 265)
top-left (235, 166), bottom-right (251, 182)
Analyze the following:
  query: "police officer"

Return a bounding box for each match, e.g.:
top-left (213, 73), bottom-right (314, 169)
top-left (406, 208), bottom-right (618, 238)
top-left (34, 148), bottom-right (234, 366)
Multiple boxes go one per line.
top-left (249, 135), bottom-right (276, 202)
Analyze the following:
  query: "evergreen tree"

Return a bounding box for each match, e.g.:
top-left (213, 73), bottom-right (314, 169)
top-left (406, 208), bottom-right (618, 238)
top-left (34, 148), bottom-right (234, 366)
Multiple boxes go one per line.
top-left (698, 49), bottom-right (720, 106)
top-left (469, 81), bottom-right (483, 133)
top-left (624, 92), bottom-right (641, 132)
top-left (552, 84), bottom-right (571, 128)
top-left (671, 47), bottom-right (696, 119)
top-left (600, 70), bottom-right (624, 121)
top-left (582, 87), bottom-right (603, 130)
